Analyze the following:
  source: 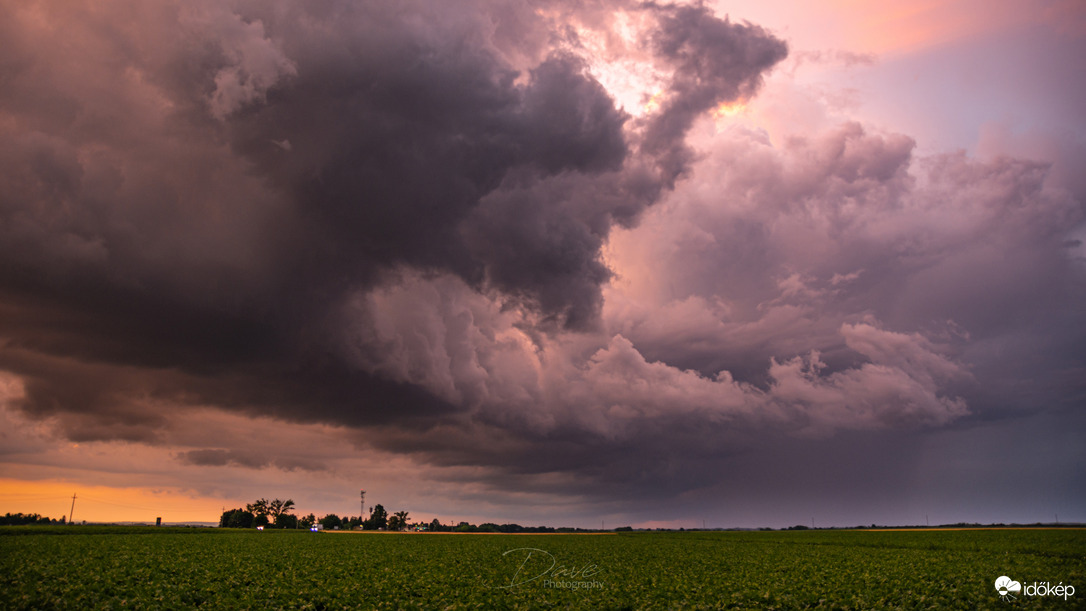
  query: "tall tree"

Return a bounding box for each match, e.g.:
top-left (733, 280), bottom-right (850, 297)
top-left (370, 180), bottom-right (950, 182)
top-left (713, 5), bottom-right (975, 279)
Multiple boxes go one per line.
top-left (246, 498), bottom-right (295, 527)
top-left (364, 504), bottom-right (388, 530)
top-left (392, 510), bottom-right (410, 531)
top-left (246, 498), bottom-right (269, 518)
top-left (267, 498), bottom-right (296, 526)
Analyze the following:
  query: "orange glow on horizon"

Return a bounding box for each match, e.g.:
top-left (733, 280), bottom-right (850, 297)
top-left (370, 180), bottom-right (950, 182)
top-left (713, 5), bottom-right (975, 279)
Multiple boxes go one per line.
top-left (0, 479), bottom-right (230, 524)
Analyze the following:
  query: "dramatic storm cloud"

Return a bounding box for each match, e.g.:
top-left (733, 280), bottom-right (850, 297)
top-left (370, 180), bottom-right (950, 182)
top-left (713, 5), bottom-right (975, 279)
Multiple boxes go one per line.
top-left (1, 0), bottom-right (1082, 527)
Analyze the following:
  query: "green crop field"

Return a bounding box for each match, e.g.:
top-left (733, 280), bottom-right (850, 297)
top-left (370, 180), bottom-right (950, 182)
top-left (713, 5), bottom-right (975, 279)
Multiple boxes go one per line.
top-left (2, 527), bottom-right (1083, 609)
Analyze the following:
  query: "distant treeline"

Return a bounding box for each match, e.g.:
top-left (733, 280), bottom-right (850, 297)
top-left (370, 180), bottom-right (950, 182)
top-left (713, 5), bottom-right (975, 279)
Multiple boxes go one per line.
top-left (430, 521), bottom-right (626, 533)
top-left (779, 522), bottom-right (1080, 531)
top-left (218, 498), bottom-right (636, 532)
top-left (314, 516), bottom-right (628, 533)
top-left (1, 512), bottom-right (65, 526)
top-left (216, 496), bottom-right (1082, 532)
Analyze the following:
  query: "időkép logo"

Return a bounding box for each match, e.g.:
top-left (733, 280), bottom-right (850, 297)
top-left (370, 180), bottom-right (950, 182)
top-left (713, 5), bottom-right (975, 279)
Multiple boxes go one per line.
top-left (995, 575), bottom-right (1074, 602)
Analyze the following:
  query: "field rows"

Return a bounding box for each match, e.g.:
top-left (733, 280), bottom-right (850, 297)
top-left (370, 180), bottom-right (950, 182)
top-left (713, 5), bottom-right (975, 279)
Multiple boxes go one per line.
top-left (2, 527), bottom-right (1083, 609)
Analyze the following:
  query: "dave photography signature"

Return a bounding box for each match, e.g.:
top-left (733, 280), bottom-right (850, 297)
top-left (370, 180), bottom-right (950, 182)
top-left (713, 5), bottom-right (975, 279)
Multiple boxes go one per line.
top-left (495, 548), bottom-right (605, 591)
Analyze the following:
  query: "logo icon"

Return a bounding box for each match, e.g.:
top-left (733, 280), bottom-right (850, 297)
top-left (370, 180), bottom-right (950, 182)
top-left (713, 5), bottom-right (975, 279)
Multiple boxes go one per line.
top-left (995, 576), bottom-right (1022, 601)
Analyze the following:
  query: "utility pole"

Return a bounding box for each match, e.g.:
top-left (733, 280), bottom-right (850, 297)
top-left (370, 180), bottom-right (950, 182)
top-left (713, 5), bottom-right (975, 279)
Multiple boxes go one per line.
top-left (360, 490), bottom-right (366, 524)
top-left (69, 493), bottom-right (77, 525)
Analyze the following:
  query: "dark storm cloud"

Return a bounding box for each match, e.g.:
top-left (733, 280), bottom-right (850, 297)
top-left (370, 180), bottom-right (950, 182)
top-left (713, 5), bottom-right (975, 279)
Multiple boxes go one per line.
top-left (7, 0), bottom-right (1079, 519)
top-left (228, 43), bottom-right (631, 327)
top-left (222, 1), bottom-right (785, 328)
top-left (342, 120), bottom-right (1083, 508)
top-left (0, 0), bottom-right (787, 437)
top-left (639, 1), bottom-right (788, 184)
top-left (176, 447), bottom-right (325, 471)
top-left (178, 448), bottom-right (270, 470)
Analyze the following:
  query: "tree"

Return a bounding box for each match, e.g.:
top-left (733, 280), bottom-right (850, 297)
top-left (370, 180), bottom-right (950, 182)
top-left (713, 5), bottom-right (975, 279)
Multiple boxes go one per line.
top-left (276, 513), bottom-right (298, 529)
top-left (246, 498), bottom-right (269, 518)
top-left (219, 508), bottom-right (255, 529)
top-left (389, 511), bottom-right (409, 532)
top-left (319, 513), bottom-right (342, 530)
top-left (429, 518), bottom-right (443, 532)
top-left (300, 513), bottom-right (316, 529)
top-left (267, 498), bottom-right (295, 527)
top-left (364, 504), bottom-right (388, 530)
top-left (244, 498), bottom-right (295, 528)
top-left (1, 512), bottom-right (58, 526)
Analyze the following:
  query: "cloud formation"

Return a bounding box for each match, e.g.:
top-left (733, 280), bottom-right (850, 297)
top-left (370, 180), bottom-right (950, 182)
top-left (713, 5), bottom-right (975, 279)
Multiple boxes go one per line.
top-left (0, 0), bottom-right (1082, 520)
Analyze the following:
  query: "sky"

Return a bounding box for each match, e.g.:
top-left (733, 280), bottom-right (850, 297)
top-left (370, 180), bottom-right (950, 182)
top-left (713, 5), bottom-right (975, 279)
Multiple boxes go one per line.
top-left (0, 0), bottom-right (1083, 529)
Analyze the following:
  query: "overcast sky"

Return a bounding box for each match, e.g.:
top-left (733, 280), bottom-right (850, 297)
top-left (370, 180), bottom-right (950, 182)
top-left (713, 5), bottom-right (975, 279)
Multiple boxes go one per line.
top-left (1, 0), bottom-right (1083, 528)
